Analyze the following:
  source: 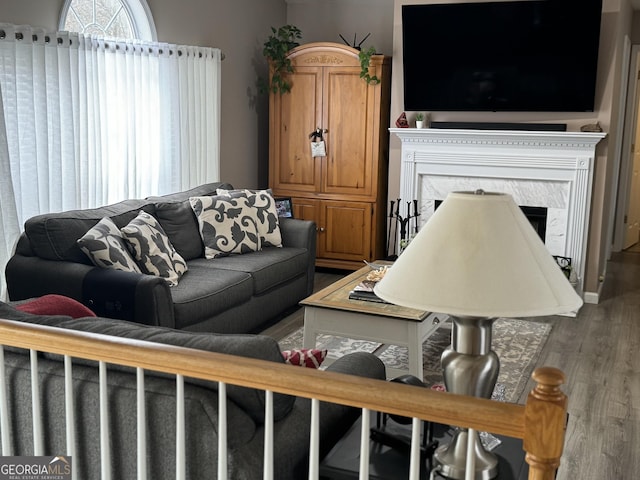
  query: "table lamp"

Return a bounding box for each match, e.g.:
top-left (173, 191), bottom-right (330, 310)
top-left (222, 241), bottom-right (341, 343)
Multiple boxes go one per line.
top-left (374, 190), bottom-right (582, 480)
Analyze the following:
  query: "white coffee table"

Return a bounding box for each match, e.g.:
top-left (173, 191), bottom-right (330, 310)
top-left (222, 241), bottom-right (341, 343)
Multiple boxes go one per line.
top-left (300, 263), bottom-right (447, 379)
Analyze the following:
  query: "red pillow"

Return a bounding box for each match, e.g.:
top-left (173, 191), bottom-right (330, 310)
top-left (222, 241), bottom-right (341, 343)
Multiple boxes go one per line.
top-left (15, 294), bottom-right (96, 319)
top-left (281, 348), bottom-right (327, 368)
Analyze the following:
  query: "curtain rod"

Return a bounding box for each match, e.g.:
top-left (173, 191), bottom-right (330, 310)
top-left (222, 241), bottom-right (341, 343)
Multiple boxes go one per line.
top-left (0, 29), bottom-right (225, 60)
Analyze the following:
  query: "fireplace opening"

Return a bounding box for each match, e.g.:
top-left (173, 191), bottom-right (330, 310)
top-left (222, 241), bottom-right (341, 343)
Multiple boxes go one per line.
top-left (433, 201), bottom-right (548, 242)
top-left (521, 206), bottom-right (547, 242)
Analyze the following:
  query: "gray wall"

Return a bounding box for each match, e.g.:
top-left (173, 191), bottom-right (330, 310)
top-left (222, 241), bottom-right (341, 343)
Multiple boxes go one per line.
top-left (0, 0), bottom-right (287, 189)
top-left (286, 0), bottom-right (394, 55)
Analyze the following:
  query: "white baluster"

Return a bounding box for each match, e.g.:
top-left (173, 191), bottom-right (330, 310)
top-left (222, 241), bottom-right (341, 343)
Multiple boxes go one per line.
top-left (30, 350), bottom-right (43, 456)
top-left (176, 374), bottom-right (185, 480)
top-left (308, 398), bottom-right (320, 480)
top-left (263, 390), bottom-right (274, 480)
top-left (64, 356), bottom-right (76, 480)
top-left (218, 382), bottom-right (228, 480)
top-left (465, 428), bottom-right (476, 480)
top-left (136, 368), bottom-right (147, 480)
top-left (358, 408), bottom-right (370, 480)
top-left (409, 417), bottom-right (421, 480)
top-left (99, 361), bottom-right (111, 480)
top-left (0, 347), bottom-right (11, 455)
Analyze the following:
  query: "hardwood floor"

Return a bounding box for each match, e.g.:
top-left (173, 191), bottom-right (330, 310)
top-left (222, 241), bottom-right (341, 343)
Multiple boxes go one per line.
top-left (260, 268), bottom-right (345, 339)
top-left (533, 251), bottom-right (640, 480)
top-left (262, 255), bottom-right (640, 480)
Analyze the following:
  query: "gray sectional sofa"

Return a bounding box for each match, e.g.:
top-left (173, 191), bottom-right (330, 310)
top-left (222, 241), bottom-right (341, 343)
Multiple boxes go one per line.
top-left (5, 182), bottom-right (316, 333)
top-left (0, 302), bottom-right (386, 479)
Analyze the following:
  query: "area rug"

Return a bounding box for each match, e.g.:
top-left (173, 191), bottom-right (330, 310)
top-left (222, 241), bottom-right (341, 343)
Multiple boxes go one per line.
top-left (278, 318), bottom-right (551, 404)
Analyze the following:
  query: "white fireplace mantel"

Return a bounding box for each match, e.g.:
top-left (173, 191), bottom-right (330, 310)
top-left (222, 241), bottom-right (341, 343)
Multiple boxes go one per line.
top-left (390, 128), bottom-right (606, 300)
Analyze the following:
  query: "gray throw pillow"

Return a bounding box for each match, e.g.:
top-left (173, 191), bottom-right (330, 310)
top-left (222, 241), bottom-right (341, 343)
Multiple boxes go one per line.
top-left (120, 211), bottom-right (188, 286)
top-left (154, 200), bottom-right (204, 260)
top-left (77, 217), bottom-right (142, 273)
top-left (189, 195), bottom-right (260, 258)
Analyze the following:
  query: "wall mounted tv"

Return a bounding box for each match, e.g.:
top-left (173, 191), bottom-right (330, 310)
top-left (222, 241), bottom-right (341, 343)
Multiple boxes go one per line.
top-left (402, 0), bottom-right (602, 112)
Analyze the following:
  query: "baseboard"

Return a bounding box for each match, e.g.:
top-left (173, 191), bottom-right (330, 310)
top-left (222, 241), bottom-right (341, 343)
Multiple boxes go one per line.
top-left (583, 264), bottom-right (606, 305)
top-left (583, 290), bottom-right (600, 304)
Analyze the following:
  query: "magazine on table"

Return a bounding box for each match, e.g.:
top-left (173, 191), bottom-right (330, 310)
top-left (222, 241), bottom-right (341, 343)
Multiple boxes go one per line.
top-left (348, 280), bottom-right (391, 304)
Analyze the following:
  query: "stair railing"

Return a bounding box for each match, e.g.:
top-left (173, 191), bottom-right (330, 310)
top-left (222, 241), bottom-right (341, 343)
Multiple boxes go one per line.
top-left (0, 318), bottom-right (567, 480)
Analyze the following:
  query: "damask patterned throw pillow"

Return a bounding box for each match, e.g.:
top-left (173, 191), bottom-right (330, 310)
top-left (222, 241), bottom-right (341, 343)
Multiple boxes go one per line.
top-left (189, 195), bottom-right (261, 258)
top-left (77, 217), bottom-right (142, 273)
top-left (216, 188), bottom-right (283, 247)
top-left (281, 348), bottom-right (327, 368)
top-left (120, 211), bottom-right (188, 287)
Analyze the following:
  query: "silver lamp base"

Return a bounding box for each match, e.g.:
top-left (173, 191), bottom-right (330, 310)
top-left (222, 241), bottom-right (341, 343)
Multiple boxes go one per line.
top-left (434, 428), bottom-right (498, 480)
top-left (435, 316), bottom-right (500, 480)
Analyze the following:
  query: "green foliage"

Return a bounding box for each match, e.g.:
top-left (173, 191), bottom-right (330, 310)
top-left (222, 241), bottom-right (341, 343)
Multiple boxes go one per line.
top-left (415, 112), bottom-right (425, 121)
top-left (358, 46), bottom-right (380, 85)
top-left (261, 25), bottom-right (302, 95)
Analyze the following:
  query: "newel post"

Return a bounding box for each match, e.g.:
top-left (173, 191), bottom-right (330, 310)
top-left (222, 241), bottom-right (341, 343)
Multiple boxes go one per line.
top-left (523, 367), bottom-right (568, 480)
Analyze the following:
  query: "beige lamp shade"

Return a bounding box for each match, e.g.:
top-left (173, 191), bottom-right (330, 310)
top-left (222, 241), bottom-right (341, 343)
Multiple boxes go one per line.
top-left (374, 191), bottom-right (583, 317)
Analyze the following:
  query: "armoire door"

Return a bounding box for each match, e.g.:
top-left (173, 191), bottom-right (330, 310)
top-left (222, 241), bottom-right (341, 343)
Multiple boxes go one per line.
top-left (320, 200), bottom-right (372, 262)
top-left (321, 66), bottom-right (376, 199)
top-left (270, 67), bottom-right (323, 194)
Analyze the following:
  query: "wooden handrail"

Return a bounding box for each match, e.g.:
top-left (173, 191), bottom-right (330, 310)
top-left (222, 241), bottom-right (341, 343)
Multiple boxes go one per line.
top-left (0, 318), bottom-right (567, 478)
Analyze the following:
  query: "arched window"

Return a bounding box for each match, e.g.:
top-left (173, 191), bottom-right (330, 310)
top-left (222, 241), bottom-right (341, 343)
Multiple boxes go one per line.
top-left (59, 0), bottom-right (157, 41)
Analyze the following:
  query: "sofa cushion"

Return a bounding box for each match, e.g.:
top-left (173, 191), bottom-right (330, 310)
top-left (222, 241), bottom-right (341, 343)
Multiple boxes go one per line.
top-left (0, 302), bottom-right (294, 423)
top-left (189, 196), bottom-right (261, 258)
top-left (22, 184), bottom-right (231, 264)
top-left (146, 182), bottom-right (232, 203)
top-left (120, 211), bottom-right (188, 286)
top-left (217, 188), bottom-right (283, 248)
top-left (154, 200), bottom-right (204, 260)
top-left (192, 247), bottom-right (309, 295)
top-left (77, 217), bottom-right (142, 273)
top-left (169, 264), bottom-right (254, 329)
top-left (24, 199), bottom-right (153, 263)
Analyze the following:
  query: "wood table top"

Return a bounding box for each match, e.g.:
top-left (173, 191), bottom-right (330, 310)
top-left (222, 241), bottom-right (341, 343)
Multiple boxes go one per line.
top-left (300, 262), bottom-right (429, 321)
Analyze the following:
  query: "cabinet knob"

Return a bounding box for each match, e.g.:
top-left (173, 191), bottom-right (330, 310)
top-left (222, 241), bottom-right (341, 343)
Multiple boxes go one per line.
top-left (319, 227), bottom-right (325, 232)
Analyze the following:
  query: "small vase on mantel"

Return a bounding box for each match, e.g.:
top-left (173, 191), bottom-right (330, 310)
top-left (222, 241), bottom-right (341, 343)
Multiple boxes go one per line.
top-left (415, 113), bottom-right (425, 129)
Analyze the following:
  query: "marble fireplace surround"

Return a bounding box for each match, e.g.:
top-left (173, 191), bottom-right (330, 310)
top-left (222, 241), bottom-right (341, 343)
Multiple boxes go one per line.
top-left (390, 128), bottom-right (606, 300)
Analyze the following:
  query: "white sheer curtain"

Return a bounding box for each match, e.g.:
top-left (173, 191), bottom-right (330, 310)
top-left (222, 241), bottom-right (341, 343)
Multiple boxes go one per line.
top-left (0, 23), bottom-right (221, 300)
top-left (0, 81), bottom-right (19, 300)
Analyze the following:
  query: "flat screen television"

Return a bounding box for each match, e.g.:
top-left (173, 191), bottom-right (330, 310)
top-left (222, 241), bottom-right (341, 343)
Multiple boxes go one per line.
top-left (402, 0), bottom-right (603, 112)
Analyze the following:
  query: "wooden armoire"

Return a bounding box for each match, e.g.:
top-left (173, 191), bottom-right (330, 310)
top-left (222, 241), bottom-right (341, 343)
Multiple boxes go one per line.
top-left (268, 42), bottom-right (391, 270)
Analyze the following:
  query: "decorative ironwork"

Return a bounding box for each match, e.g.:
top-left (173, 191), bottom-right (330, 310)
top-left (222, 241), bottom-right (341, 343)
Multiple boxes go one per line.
top-left (386, 198), bottom-right (420, 259)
